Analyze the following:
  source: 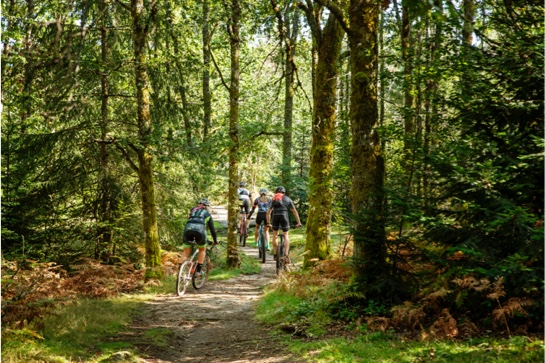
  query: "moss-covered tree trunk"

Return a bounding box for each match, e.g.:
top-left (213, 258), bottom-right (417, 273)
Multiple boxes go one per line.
top-left (98, 0), bottom-right (114, 262)
top-left (303, 9), bottom-right (344, 267)
top-left (226, 0), bottom-right (242, 269)
top-left (131, 0), bottom-right (162, 280)
top-left (347, 0), bottom-right (386, 295)
top-left (282, 13), bottom-right (298, 186)
top-left (401, 3), bottom-right (415, 176)
top-left (202, 0), bottom-right (212, 141)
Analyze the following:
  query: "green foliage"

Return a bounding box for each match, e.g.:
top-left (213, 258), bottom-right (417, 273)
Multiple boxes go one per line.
top-left (288, 334), bottom-right (544, 363)
top-left (2, 297), bottom-right (145, 362)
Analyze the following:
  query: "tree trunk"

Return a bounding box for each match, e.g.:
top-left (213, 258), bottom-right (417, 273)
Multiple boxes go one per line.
top-left (347, 0), bottom-right (386, 295)
top-left (304, 12), bottom-right (344, 267)
top-left (462, 0), bottom-right (475, 45)
top-left (202, 0), bottom-right (212, 141)
top-left (131, 0), bottom-right (162, 280)
top-left (226, 0), bottom-right (242, 269)
top-left (401, 3), bottom-right (415, 176)
top-left (170, 34), bottom-right (193, 147)
top-left (98, 0), bottom-right (114, 261)
top-left (281, 12), bottom-right (299, 186)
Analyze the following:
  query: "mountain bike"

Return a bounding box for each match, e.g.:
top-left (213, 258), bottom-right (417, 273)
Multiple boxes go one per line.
top-left (176, 240), bottom-right (220, 297)
top-left (239, 205), bottom-right (248, 247)
top-left (276, 230), bottom-right (287, 275)
top-left (275, 225), bottom-right (300, 276)
top-left (257, 220), bottom-right (267, 263)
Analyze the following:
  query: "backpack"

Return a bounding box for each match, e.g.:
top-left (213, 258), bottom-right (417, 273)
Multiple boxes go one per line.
top-left (271, 193), bottom-right (284, 208)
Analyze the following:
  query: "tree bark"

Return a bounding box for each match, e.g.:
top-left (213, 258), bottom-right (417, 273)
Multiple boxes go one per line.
top-left (346, 0), bottom-right (386, 292)
top-left (303, 5), bottom-right (344, 267)
top-left (226, 0), bottom-right (242, 269)
top-left (98, 0), bottom-right (114, 261)
top-left (401, 3), bottom-right (415, 177)
top-left (131, 0), bottom-right (162, 280)
top-left (203, 0), bottom-right (212, 141)
top-left (282, 12), bottom-right (299, 186)
top-left (462, 0), bottom-right (475, 45)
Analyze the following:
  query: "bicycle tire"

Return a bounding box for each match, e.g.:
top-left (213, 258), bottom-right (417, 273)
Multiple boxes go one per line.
top-left (176, 261), bottom-right (192, 296)
top-left (276, 234), bottom-right (285, 275)
top-left (192, 256), bottom-right (210, 290)
top-left (259, 225), bottom-right (266, 263)
top-left (240, 220), bottom-right (247, 247)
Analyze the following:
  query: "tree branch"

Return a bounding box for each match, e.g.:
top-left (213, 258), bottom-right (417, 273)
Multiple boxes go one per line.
top-left (95, 137), bottom-right (140, 173)
top-left (210, 47), bottom-right (230, 91)
top-left (314, 0), bottom-right (351, 35)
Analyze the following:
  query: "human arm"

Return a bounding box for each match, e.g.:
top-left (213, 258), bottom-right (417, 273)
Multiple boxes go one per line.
top-left (247, 198), bottom-right (257, 220)
top-left (266, 207), bottom-right (273, 226)
top-left (207, 216), bottom-right (218, 244)
top-left (291, 207), bottom-right (302, 228)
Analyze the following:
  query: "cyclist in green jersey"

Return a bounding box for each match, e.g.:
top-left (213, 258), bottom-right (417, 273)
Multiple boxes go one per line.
top-left (183, 198), bottom-right (218, 276)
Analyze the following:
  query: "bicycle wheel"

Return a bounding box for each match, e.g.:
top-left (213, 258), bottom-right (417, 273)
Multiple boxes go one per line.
top-left (176, 261), bottom-right (192, 296)
top-left (276, 235), bottom-right (285, 275)
top-left (192, 256), bottom-right (210, 289)
top-left (259, 226), bottom-right (266, 263)
top-left (239, 221), bottom-right (247, 247)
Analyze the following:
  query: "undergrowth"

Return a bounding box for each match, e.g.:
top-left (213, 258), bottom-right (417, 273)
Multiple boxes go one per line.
top-left (255, 254), bottom-right (544, 362)
top-left (0, 243), bottom-right (261, 363)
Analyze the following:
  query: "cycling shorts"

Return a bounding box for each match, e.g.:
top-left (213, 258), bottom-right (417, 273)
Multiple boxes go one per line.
top-left (183, 223), bottom-right (207, 248)
top-left (239, 199), bottom-right (250, 214)
top-left (255, 212), bottom-right (267, 227)
top-left (271, 213), bottom-right (290, 232)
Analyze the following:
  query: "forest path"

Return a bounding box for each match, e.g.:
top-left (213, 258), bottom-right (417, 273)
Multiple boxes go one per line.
top-left (124, 206), bottom-right (305, 363)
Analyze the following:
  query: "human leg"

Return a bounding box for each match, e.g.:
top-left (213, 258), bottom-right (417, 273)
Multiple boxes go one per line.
top-left (284, 231), bottom-right (290, 256)
top-left (271, 229), bottom-right (279, 255)
top-left (264, 225), bottom-right (270, 250)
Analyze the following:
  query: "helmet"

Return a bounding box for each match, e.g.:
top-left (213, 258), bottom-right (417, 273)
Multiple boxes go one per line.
top-left (259, 188), bottom-right (268, 195)
top-left (239, 182), bottom-right (246, 187)
top-left (275, 186), bottom-right (286, 193)
top-left (198, 198), bottom-right (211, 206)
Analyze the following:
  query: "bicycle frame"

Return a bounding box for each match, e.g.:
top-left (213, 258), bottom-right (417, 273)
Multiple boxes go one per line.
top-left (239, 204), bottom-right (248, 247)
top-left (176, 242), bottom-right (213, 296)
top-left (257, 221), bottom-right (266, 263)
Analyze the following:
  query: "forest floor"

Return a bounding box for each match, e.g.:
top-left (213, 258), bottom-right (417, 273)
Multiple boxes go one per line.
top-left (116, 207), bottom-right (305, 363)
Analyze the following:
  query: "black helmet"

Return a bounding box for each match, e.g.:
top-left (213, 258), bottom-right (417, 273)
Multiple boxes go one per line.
top-left (275, 186), bottom-right (286, 193)
top-left (239, 182), bottom-right (246, 187)
top-left (198, 198), bottom-right (211, 206)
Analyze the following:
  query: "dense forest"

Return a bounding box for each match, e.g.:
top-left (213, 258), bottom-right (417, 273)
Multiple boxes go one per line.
top-left (2, 0), bottom-right (543, 337)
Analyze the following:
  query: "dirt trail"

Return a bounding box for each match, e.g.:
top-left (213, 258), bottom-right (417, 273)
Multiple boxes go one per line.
top-left (126, 207), bottom-right (305, 363)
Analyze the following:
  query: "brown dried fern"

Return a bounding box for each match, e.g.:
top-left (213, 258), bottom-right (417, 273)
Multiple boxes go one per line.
top-left (429, 308), bottom-right (458, 338)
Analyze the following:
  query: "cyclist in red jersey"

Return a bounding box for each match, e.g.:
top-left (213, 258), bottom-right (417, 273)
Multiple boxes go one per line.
top-left (266, 186), bottom-right (302, 262)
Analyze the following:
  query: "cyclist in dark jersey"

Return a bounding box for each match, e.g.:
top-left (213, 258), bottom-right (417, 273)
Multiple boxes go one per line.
top-left (266, 186), bottom-right (302, 262)
top-left (183, 198), bottom-right (218, 276)
top-left (248, 188), bottom-right (272, 250)
top-left (238, 182), bottom-right (252, 233)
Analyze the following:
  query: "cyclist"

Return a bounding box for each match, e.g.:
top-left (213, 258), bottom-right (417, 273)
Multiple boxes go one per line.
top-left (248, 188), bottom-right (272, 250)
top-left (183, 198), bottom-right (218, 276)
top-left (266, 186), bottom-right (302, 263)
top-left (238, 182), bottom-right (252, 234)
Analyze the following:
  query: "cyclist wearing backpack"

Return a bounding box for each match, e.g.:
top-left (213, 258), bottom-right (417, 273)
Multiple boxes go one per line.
top-left (266, 186), bottom-right (302, 262)
top-left (183, 198), bottom-right (218, 276)
top-left (238, 182), bottom-right (252, 233)
top-left (248, 188), bottom-right (272, 250)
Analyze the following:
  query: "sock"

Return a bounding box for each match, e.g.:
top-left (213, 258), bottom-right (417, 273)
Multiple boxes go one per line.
top-left (196, 263), bottom-right (203, 273)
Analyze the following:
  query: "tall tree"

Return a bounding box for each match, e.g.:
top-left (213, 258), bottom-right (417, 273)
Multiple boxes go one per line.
top-left (97, 0), bottom-right (115, 261)
top-left (321, 0), bottom-right (389, 300)
top-left (298, 0), bottom-right (344, 266)
top-left (203, 0), bottom-right (213, 141)
top-left (130, 0), bottom-right (162, 279)
top-left (225, 0), bottom-right (242, 268)
top-left (271, 1), bottom-right (300, 186)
